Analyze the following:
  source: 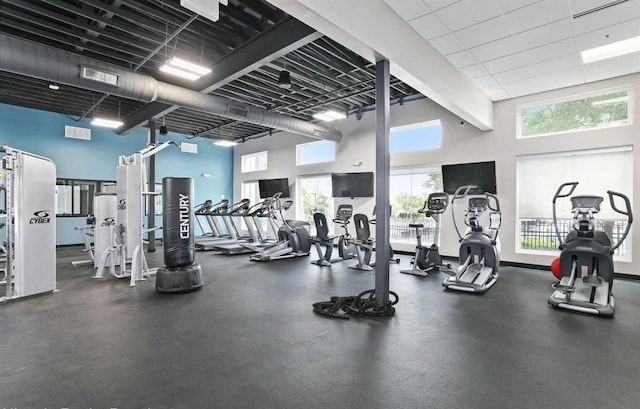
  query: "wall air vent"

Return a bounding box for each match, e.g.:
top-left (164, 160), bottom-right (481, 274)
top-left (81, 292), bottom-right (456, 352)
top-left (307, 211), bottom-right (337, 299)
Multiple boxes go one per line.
top-left (64, 125), bottom-right (91, 141)
top-left (180, 142), bottom-right (198, 154)
top-left (227, 105), bottom-right (248, 117)
top-left (572, 0), bottom-right (628, 18)
top-left (81, 66), bottom-right (119, 86)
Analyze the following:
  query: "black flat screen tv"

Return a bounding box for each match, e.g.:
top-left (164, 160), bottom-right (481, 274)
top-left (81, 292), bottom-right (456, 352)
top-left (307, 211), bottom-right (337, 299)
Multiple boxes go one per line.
top-left (331, 172), bottom-right (374, 198)
top-left (442, 161), bottom-right (496, 195)
top-left (258, 178), bottom-right (290, 198)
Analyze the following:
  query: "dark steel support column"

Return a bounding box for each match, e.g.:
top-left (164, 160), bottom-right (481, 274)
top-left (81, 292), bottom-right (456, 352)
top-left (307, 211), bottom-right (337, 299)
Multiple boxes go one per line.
top-left (147, 118), bottom-right (156, 253)
top-left (374, 58), bottom-right (390, 305)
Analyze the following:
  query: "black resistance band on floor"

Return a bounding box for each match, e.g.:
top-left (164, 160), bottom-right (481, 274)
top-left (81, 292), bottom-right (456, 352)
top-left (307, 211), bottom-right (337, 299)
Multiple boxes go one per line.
top-left (312, 289), bottom-right (399, 319)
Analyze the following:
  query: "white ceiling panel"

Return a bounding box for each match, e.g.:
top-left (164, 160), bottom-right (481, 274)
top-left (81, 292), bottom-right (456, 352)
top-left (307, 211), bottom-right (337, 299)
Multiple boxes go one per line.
top-left (434, 0), bottom-right (501, 31)
top-left (504, 0), bottom-right (570, 34)
top-left (516, 19), bottom-right (574, 50)
top-left (524, 38), bottom-right (577, 64)
top-left (572, 2), bottom-right (640, 35)
top-left (422, 0), bottom-right (463, 12)
top-left (383, 0), bottom-right (431, 21)
top-left (430, 33), bottom-right (467, 55)
top-left (576, 19), bottom-right (640, 50)
top-left (582, 53), bottom-right (636, 74)
top-left (473, 75), bottom-right (499, 88)
top-left (482, 51), bottom-right (530, 74)
top-left (532, 53), bottom-right (582, 76)
top-left (584, 66), bottom-right (636, 82)
top-left (492, 0), bottom-right (543, 13)
top-left (459, 64), bottom-right (490, 78)
top-left (455, 16), bottom-right (511, 48)
top-left (493, 65), bottom-right (535, 84)
top-left (446, 50), bottom-right (479, 67)
top-left (536, 68), bottom-right (586, 90)
top-left (469, 35), bottom-right (523, 62)
top-left (409, 13), bottom-right (450, 40)
top-left (480, 84), bottom-right (511, 100)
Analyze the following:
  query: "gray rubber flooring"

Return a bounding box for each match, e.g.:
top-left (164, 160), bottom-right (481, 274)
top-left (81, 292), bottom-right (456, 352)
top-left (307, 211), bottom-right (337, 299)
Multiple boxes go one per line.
top-left (1, 245), bottom-right (640, 409)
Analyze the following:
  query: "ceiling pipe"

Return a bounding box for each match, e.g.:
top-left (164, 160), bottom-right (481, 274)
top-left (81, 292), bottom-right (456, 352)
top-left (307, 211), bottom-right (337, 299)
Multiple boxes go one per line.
top-left (0, 34), bottom-right (342, 142)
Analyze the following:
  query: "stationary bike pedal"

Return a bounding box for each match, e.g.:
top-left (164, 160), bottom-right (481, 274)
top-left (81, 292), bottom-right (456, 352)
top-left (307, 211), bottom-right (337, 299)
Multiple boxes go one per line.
top-left (582, 275), bottom-right (605, 287)
top-left (552, 283), bottom-right (575, 293)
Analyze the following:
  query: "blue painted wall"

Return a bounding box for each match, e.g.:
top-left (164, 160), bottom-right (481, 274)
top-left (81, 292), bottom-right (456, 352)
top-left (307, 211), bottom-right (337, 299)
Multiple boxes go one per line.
top-left (0, 103), bottom-right (233, 245)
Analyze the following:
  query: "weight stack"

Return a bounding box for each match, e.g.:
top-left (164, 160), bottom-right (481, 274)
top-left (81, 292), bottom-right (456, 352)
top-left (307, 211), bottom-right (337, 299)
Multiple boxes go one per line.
top-left (156, 177), bottom-right (203, 293)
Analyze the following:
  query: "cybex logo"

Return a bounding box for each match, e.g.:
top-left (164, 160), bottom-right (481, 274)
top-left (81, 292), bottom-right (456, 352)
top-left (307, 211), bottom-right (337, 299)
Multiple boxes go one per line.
top-left (179, 193), bottom-right (190, 239)
top-left (101, 217), bottom-right (115, 227)
top-left (575, 246), bottom-right (593, 252)
top-left (29, 210), bottom-right (51, 224)
top-left (118, 199), bottom-right (126, 210)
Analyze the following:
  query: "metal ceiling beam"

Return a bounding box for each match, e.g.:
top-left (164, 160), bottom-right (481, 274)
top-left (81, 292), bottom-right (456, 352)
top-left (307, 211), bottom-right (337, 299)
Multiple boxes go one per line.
top-left (118, 17), bottom-right (321, 134)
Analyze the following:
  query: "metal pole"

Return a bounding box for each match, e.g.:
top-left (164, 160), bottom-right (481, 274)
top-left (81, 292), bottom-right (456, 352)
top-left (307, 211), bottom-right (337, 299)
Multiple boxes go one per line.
top-left (374, 58), bottom-right (390, 305)
top-left (147, 118), bottom-right (156, 253)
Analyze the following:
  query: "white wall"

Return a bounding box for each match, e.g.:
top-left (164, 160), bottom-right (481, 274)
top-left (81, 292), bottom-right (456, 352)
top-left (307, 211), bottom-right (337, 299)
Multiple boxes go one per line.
top-left (234, 73), bottom-right (640, 275)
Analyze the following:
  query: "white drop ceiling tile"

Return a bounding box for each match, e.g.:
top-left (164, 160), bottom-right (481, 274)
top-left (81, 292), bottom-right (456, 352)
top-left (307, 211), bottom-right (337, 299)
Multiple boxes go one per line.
top-left (481, 84), bottom-right (511, 100)
top-left (532, 53), bottom-right (582, 76)
top-left (582, 53), bottom-right (636, 74)
top-left (492, 0), bottom-right (543, 14)
top-left (493, 65), bottom-right (535, 83)
top-left (584, 66), bottom-right (635, 82)
top-left (573, 3), bottom-right (640, 35)
top-left (459, 64), bottom-right (490, 79)
top-left (516, 18), bottom-right (574, 51)
top-left (482, 52), bottom-right (530, 73)
top-left (504, 0), bottom-right (570, 34)
top-left (422, 0), bottom-right (462, 12)
top-left (470, 35), bottom-right (522, 61)
top-left (434, 0), bottom-right (501, 31)
top-left (473, 75), bottom-right (499, 88)
top-left (383, 0), bottom-right (431, 21)
top-left (569, 0), bottom-right (638, 15)
top-left (502, 78), bottom-right (543, 97)
top-left (576, 19), bottom-right (640, 51)
top-left (454, 16), bottom-right (512, 49)
top-left (429, 33), bottom-right (467, 55)
top-left (525, 38), bottom-right (577, 64)
top-left (446, 50), bottom-right (479, 67)
top-left (409, 13), bottom-right (450, 40)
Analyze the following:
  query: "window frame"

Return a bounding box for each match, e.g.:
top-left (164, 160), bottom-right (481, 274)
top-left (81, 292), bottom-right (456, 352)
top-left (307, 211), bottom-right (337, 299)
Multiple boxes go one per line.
top-left (55, 179), bottom-right (113, 217)
top-left (389, 119), bottom-right (442, 154)
top-left (241, 151), bottom-right (268, 173)
top-left (296, 140), bottom-right (336, 166)
top-left (516, 86), bottom-right (633, 139)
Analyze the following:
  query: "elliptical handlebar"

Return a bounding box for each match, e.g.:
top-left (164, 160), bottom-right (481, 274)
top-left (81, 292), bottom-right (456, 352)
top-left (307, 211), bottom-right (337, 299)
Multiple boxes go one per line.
top-left (485, 193), bottom-right (500, 212)
top-left (607, 190), bottom-right (633, 252)
top-left (451, 186), bottom-right (476, 241)
top-left (553, 182), bottom-right (578, 203)
top-left (552, 182), bottom-right (579, 248)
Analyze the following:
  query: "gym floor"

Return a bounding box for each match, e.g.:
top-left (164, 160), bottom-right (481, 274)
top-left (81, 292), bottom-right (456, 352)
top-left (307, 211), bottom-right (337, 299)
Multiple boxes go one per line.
top-left (2, 246), bottom-right (640, 409)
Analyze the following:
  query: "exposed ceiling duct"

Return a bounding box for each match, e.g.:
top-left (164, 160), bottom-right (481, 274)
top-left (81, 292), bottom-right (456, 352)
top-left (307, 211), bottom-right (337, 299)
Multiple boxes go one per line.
top-left (0, 34), bottom-right (342, 142)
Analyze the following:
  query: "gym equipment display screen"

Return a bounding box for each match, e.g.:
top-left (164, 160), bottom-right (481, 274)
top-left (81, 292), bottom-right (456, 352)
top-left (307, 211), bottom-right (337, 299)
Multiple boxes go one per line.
top-left (331, 172), bottom-right (374, 198)
top-left (442, 161), bottom-right (496, 194)
top-left (259, 178), bottom-right (290, 198)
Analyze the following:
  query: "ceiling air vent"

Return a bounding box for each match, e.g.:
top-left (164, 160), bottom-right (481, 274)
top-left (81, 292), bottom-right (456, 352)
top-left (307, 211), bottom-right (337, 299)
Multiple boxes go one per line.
top-left (227, 105), bottom-right (248, 117)
top-left (81, 66), bottom-right (118, 86)
top-left (573, 0), bottom-right (628, 19)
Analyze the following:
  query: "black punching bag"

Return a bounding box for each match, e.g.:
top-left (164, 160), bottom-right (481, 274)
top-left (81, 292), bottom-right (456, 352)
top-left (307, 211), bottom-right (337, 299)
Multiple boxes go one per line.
top-left (156, 177), bottom-right (203, 293)
top-left (162, 177), bottom-right (195, 267)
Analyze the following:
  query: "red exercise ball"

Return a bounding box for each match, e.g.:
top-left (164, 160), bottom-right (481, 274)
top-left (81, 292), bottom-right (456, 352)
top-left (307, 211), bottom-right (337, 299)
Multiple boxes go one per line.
top-left (550, 257), bottom-right (561, 279)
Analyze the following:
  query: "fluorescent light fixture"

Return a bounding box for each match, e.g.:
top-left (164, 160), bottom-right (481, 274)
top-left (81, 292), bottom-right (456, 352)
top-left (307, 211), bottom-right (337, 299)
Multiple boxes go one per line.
top-left (312, 110), bottom-right (347, 122)
top-left (159, 57), bottom-right (211, 80)
top-left (214, 140), bottom-right (237, 147)
top-left (91, 118), bottom-right (123, 128)
top-left (48, 84), bottom-right (59, 90)
top-left (581, 35), bottom-right (640, 64)
top-left (592, 96), bottom-right (628, 107)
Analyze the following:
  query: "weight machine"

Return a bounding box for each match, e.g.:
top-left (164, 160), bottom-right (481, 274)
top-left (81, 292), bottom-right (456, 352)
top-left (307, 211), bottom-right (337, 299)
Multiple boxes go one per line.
top-left (0, 146), bottom-right (56, 302)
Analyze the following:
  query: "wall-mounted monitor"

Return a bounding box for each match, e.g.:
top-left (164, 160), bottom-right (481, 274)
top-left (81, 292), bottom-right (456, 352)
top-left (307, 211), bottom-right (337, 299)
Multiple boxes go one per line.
top-left (331, 172), bottom-right (374, 198)
top-left (258, 178), bottom-right (290, 198)
top-left (442, 161), bottom-right (496, 195)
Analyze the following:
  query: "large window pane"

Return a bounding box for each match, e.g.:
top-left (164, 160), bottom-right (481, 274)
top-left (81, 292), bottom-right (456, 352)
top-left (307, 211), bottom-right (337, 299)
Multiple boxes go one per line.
top-left (518, 88), bottom-right (630, 138)
top-left (390, 120), bottom-right (442, 153)
top-left (516, 146), bottom-right (633, 261)
top-left (241, 151), bottom-right (268, 173)
top-left (296, 141), bottom-right (335, 166)
top-left (297, 175), bottom-right (334, 235)
top-left (389, 167), bottom-right (443, 244)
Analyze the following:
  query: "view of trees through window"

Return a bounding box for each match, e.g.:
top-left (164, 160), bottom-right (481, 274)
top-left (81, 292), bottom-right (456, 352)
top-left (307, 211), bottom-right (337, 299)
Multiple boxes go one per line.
top-left (297, 175), bottom-right (333, 235)
top-left (519, 89), bottom-right (629, 138)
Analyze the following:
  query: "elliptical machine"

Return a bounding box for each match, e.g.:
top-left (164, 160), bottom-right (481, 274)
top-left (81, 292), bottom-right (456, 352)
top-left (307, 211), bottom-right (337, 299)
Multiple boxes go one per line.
top-left (442, 185), bottom-right (501, 293)
top-left (400, 192), bottom-right (450, 276)
top-left (548, 182), bottom-right (632, 317)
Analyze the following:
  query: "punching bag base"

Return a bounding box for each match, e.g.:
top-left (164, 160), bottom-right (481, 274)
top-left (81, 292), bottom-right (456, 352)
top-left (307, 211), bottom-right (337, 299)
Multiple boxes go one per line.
top-left (155, 264), bottom-right (203, 293)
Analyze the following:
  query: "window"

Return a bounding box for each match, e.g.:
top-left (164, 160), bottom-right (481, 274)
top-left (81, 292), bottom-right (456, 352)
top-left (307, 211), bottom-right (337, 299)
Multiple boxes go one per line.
top-left (241, 181), bottom-right (260, 206)
top-left (390, 120), bottom-right (442, 153)
top-left (241, 151), bottom-right (267, 173)
top-left (518, 88), bottom-right (631, 138)
top-left (296, 175), bottom-right (334, 235)
top-left (296, 141), bottom-right (335, 166)
top-left (516, 146), bottom-right (633, 261)
top-left (389, 167), bottom-right (443, 244)
top-left (56, 179), bottom-right (100, 217)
